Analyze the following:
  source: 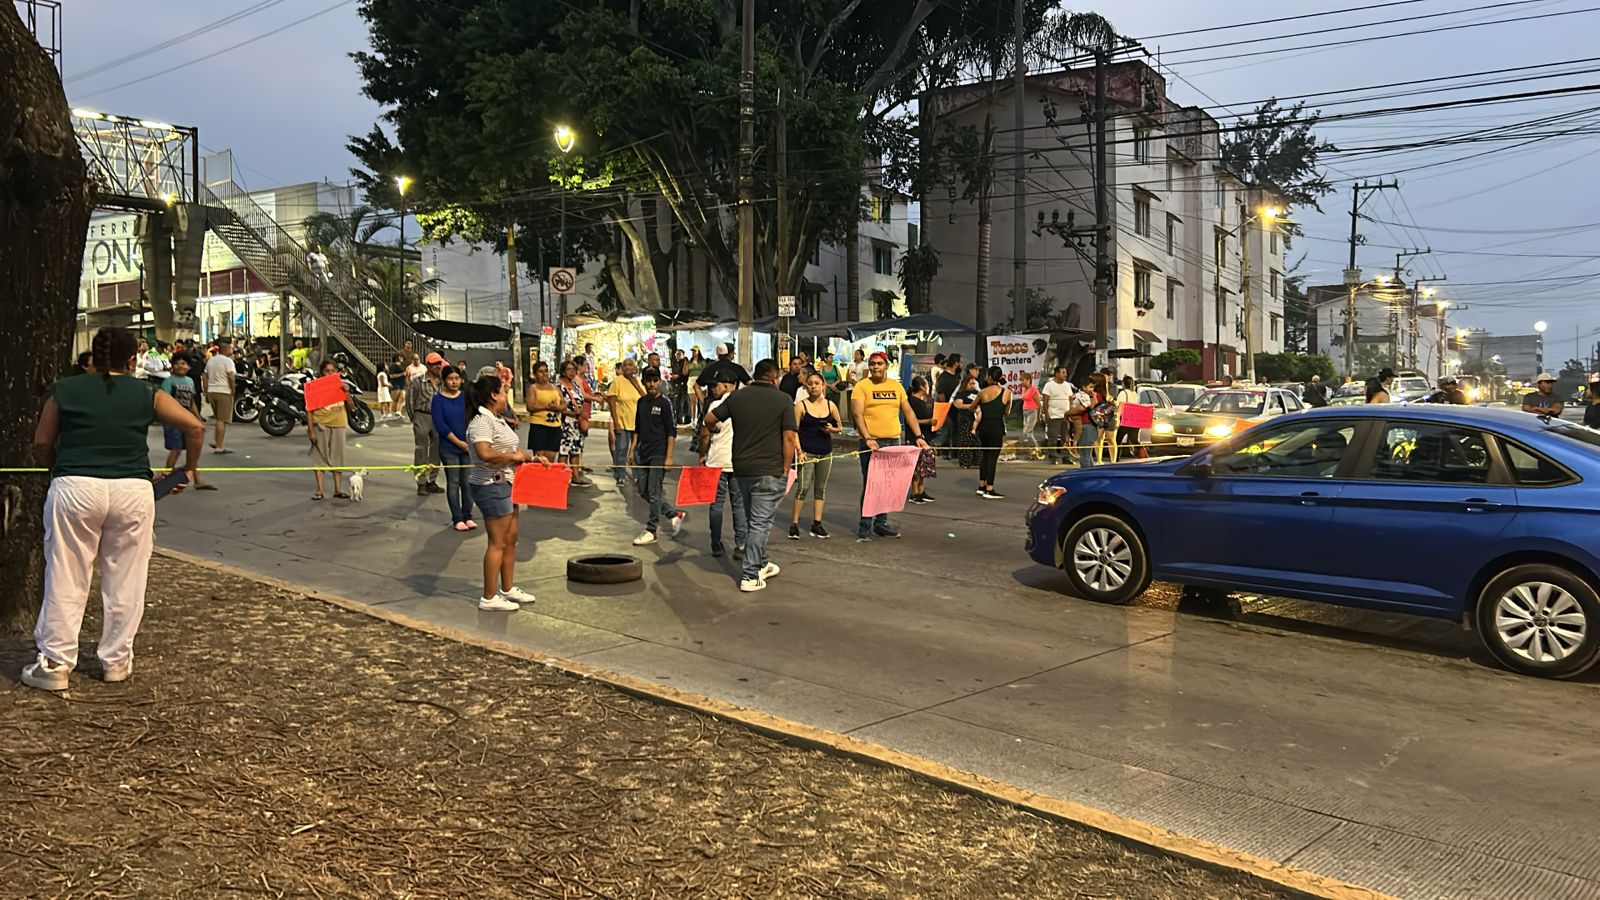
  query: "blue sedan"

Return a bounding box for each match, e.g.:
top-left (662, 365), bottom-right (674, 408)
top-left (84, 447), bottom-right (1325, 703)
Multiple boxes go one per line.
top-left (1025, 405), bottom-right (1600, 678)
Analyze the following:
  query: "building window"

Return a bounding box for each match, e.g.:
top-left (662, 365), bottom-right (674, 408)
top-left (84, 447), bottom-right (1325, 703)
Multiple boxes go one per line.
top-left (1166, 279), bottom-right (1180, 318)
top-left (1214, 228), bottom-right (1227, 268)
top-left (872, 245), bottom-right (893, 276)
top-left (1270, 270), bottom-right (1281, 300)
top-left (1134, 127), bottom-right (1151, 163)
top-left (870, 191), bottom-right (891, 222)
top-left (1135, 342), bottom-right (1154, 379)
top-left (810, 245), bottom-right (821, 267)
top-left (1217, 287), bottom-right (1230, 326)
top-left (1165, 215), bottom-right (1178, 256)
top-left (1269, 229), bottom-right (1279, 254)
top-left (1134, 195), bottom-right (1151, 237)
top-left (907, 222), bottom-right (919, 248)
top-left (1270, 313), bottom-right (1282, 341)
top-left (1215, 179), bottom-right (1226, 212)
top-left (1165, 161), bottom-right (1174, 191)
top-left (1134, 267), bottom-right (1153, 311)
top-left (1237, 201), bottom-right (1247, 229)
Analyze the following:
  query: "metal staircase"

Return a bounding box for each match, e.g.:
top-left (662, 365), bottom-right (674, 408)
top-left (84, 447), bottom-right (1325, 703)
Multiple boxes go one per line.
top-left (200, 176), bottom-right (422, 380)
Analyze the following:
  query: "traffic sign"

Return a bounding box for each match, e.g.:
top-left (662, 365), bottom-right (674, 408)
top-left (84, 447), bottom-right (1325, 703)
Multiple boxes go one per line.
top-left (777, 294), bottom-right (796, 317)
top-left (506, 308), bottom-right (523, 324)
top-left (548, 267), bottom-right (577, 295)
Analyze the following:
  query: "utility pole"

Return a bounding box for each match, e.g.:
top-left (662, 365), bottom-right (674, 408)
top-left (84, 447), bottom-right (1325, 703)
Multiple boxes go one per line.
top-left (777, 87), bottom-right (790, 365)
top-left (1391, 247), bottom-right (1429, 370)
top-left (506, 224), bottom-right (522, 398)
top-left (1408, 275), bottom-right (1446, 371)
top-left (1011, 0), bottom-right (1028, 334)
top-left (1343, 180), bottom-right (1397, 377)
top-left (1092, 50), bottom-right (1112, 361)
top-left (735, 0), bottom-right (755, 369)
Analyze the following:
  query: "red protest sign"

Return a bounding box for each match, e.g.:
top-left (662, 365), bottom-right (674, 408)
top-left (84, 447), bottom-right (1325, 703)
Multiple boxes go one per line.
top-left (303, 373), bottom-right (347, 412)
top-left (511, 462), bottom-right (571, 509)
top-left (675, 466), bottom-right (722, 506)
top-left (932, 402), bottom-right (951, 430)
top-left (1119, 403), bottom-right (1154, 430)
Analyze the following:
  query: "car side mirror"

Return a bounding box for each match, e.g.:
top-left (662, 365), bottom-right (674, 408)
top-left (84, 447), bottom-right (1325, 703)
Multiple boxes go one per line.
top-left (1187, 456), bottom-right (1214, 478)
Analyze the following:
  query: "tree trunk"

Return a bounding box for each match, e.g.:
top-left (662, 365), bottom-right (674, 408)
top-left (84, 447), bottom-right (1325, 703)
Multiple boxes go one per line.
top-left (846, 213), bottom-right (861, 321)
top-left (0, 5), bottom-right (92, 632)
top-left (975, 211), bottom-right (991, 333)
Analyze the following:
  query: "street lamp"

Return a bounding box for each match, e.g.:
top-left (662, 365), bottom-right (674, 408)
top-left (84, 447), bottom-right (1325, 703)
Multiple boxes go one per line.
top-left (1535, 320), bottom-right (1549, 333)
top-left (553, 125), bottom-right (576, 345)
top-left (1218, 205), bottom-right (1284, 383)
top-left (395, 175), bottom-right (413, 312)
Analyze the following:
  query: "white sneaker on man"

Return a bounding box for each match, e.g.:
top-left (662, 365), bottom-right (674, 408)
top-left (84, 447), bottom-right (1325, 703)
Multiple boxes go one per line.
top-left (740, 578), bottom-right (767, 593)
top-left (477, 594), bottom-right (519, 611)
top-left (101, 659), bottom-right (133, 683)
top-left (633, 531), bottom-right (658, 546)
top-left (498, 586), bottom-right (536, 605)
top-left (20, 655), bottom-right (68, 692)
top-left (759, 562), bottom-right (780, 581)
top-left (668, 511), bottom-right (686, 536)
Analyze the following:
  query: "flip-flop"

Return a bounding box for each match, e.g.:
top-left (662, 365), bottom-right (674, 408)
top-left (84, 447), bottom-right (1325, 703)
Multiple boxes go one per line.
top-left (311, 493), bottom-right (324, 501)
top-left (333, 492), bottom-right (350, 499)
top-left (195, 484), bottom-right (219, 491)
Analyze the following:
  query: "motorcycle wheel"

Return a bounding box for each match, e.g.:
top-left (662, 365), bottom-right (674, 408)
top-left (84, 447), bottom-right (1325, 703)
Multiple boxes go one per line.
top-left (234, 393), bottom-right (260, 423)
top-left (348, 400), bottom-right (375, 435)
top-left (260, 407), bottom-right (296, 437)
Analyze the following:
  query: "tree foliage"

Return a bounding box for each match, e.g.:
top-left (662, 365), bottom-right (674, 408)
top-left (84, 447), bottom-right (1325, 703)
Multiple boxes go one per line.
top-left (1254, 352), bottom-right (1334, 383)
top-left (1151, 349), bottom-right (1201, 381)
top-left (1220, 99), bottom-right (1335, 214)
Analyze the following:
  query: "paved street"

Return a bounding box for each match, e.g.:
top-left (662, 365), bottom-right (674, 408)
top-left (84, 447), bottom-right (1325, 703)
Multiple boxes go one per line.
top-left (155, 420), bottom-right (1600, 900)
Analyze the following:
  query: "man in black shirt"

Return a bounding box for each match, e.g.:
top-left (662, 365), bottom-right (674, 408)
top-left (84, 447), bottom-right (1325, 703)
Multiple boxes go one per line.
top-left (934, 355), bottom-right (961, 452)
top-left (777, 355), bottom-right (805, 398)
top-left (1585, 381), bottom-right (1600, 428)
top-left (704, 358), bottom-right (798, 593)
top-left (1302, 375), bottom-right (1328, 408)
top-left (696, 342), bottom-right (752, 391)
top-left (631, 368), bottom-right (684, 546)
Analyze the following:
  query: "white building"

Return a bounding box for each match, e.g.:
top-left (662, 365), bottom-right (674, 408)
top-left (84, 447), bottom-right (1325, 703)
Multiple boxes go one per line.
top-left (1307, 281), bottom-right (1448, 377)
top-left (924, 61), bottom-right (1286, 379)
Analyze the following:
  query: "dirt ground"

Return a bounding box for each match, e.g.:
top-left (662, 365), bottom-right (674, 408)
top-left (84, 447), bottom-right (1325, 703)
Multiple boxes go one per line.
top-left (0, 555), bottom-right (1284, 899)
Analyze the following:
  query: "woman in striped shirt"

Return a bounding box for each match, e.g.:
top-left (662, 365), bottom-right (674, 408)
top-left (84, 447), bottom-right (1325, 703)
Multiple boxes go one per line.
top-left (465, 375), bottom-right (542, 612)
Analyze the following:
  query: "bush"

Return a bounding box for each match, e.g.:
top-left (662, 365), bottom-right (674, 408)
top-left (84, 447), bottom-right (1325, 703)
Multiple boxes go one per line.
top-left (1151, 349), bottom-right (1201, 381)
top-left (1254, 352), bottom-right (1334, 383)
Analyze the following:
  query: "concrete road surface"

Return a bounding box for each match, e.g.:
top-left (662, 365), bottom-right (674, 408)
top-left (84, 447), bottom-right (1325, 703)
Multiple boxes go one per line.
top-left (153, 419), bottom-right (1600, 899)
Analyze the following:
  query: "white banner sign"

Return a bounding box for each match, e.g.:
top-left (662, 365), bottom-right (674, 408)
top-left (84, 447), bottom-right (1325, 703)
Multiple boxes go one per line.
top-left (986, 333), bottom-right (1048, 395)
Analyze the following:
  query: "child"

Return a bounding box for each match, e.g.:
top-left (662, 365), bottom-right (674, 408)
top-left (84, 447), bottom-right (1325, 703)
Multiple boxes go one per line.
top-left (160, 356), bottom-right (215, 490)
top-left (630, 368), bottom-right (685, 546)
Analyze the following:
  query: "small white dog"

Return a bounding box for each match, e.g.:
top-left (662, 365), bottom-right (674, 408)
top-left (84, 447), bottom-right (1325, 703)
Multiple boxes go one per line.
top-left (349, 469), bottom-right (367, 501)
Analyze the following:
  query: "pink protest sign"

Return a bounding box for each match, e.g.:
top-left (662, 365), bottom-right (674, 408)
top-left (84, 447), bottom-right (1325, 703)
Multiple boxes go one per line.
top-left (786, 467), bottom-right (797, 494)
top-left (860, 445), bottom-right (922, 518)
top-left (1119, 403), bottom-right (1154, 429)
top-left (303, 373), bottom-right (347, 412)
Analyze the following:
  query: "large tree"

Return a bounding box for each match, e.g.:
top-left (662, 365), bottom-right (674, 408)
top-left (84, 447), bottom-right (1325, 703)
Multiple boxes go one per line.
top-left (1220, 99), bottom-right (1336, 218)
top-left (0, 5), bottom-right (92, 630)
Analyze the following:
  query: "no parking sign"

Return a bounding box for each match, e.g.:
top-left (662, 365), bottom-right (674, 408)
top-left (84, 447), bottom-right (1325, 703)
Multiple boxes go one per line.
top-left (548, 267), bottom-right (576, 294)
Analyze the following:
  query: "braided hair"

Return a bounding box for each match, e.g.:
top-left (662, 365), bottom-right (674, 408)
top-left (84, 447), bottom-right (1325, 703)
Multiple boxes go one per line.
top-left (90, 326), bottom-right (139, 392)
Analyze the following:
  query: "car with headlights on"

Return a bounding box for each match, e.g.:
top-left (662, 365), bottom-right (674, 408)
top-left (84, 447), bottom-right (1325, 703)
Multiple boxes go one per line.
top-left (1148, 387), bottom-right (1303, 454)
top-left (1025, 404), bottom-right (1600, 678)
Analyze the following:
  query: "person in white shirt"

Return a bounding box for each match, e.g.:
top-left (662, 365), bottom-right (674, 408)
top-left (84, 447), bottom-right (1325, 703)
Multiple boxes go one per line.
top-left (464, 374), bottom-right (543, 612)
top-left (201, 339), bottom-right (238, 454)
top-left (698, 372), bottom-right (746, 557)
top-left (1038, 365), bottom-right (1077, 465)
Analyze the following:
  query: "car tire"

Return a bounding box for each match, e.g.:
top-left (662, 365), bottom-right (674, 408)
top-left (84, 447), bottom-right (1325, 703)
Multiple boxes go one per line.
top-left (1474, 564), bottom-right (1600, 679)
top-left (1061, 513), bottom-right (1151, 605)
top-left (567, 554), bottom-right (644, 585)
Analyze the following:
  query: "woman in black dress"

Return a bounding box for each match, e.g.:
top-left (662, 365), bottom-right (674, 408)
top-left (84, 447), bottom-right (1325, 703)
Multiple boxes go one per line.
top-left (970, 366), bottom-right (1012, 499)
top-left (951, 373), bottom-right (981, 468)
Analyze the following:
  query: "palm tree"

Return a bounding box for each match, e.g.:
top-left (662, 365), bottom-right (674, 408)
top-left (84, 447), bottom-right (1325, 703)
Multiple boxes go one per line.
top-left (301, 206), bottom-right (397, 283)
top-left (362, 256), bottom-right (440, 323)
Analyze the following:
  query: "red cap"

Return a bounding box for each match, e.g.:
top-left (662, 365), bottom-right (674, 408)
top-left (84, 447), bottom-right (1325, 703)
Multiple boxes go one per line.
top-left (424, 352), bottom-right (446, 365)
top-left (868, 351), bottom-right (888, 363)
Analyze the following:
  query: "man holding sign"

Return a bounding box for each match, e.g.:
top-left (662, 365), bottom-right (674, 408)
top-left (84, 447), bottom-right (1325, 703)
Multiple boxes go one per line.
top-left (850, 352), bottom-right (931, 542)
top-left (703, 359), bottom-right (797, 593)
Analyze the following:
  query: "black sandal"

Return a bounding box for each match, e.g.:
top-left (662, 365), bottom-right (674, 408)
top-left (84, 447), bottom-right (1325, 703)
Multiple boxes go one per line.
top-left (311, 493), bottom-right (325, 501)
top-left (333, 492), bottom-right (350, 499)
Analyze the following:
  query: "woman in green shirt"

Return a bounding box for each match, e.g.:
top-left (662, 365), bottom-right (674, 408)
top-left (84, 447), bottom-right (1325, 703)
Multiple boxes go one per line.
top-left (22, 327), bottom-right (204, 692)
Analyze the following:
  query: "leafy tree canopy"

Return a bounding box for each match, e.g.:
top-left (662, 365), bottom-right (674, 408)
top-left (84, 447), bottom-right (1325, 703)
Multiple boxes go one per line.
top-left (1220, 99), bottom-right (1335, 215)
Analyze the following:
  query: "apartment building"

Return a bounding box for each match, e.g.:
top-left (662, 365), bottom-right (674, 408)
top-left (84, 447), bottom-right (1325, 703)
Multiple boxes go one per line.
top-left (923, 60), bottom-right (1285, 378)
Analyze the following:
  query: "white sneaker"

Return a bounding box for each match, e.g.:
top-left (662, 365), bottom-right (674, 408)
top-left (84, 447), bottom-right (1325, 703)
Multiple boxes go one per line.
top-left (477, 594), bottom-right (519, 611)
top-left (102, 659), bottom-right (133, 683)
top-left (740, 578), bottom-right (767, 593)
top-left (21, 655), bottom-right (68, 691)
top-left (633, 531), bottom-right (658, 546)
top-left (498, 586), bottom-right (536, 605)
top-left (668, 511), bottom-right (686, 536)
top-left (759, 562), bottom-right (780, 581)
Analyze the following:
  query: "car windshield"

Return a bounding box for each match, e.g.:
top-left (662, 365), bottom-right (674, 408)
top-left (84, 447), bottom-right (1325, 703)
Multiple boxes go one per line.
top-left (1189, 391), bottom-right (1266, 415)
top-left (1395, 378), bottom-right (1430, 395)
top-left (1163, 385), bottom-right (1202, 407)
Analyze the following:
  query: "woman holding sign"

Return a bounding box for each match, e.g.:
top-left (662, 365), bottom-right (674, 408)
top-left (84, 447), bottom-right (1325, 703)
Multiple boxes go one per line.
top-left (466, 375), bottom-right (541, 612)
top-left (970, 367), bottom-right (1013, 499)
top-left (308, 359), bottom-right (353, 501)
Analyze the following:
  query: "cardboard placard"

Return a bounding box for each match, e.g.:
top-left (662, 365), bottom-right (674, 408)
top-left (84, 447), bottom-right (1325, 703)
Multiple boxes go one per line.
top-left (1119, 403), bottom-right (1154, 429)
top-left (932, 402), bottom-right (951, 431)
top-left (860, 445), bottom-right (921, 517)
top-left (511, 462), bottom-right (571, 509)
top-left (303, 373), bottom-right (347, 412)
top-left (675, 466), bottom-right (722, 506)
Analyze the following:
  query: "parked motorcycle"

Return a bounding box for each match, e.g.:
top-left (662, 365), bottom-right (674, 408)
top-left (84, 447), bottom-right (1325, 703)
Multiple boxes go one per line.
top-left (233, 374), bottom-right (266, 423)
top-left (258, 370), bottom-right (374, 437)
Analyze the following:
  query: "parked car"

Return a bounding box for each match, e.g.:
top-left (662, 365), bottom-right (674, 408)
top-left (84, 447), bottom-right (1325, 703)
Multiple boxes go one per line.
top-left (1158, 383), bottom-right (1207, 410)
top-left (1148, 387), bottom-right (1303, 454)
top-left (1270, 382), bottom-right (1307, 401)
top-left (1025, 405), bottom-right (1600, 678)
top-left (1393, 371), bottom-right (1433, 403)
top-left (1328, 381), bottom-right (1367, 406)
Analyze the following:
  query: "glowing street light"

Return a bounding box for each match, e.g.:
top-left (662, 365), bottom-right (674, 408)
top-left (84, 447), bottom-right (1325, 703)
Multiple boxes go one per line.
top-left (395, 176), bottom-right (413, 311)
top-left (1534, 320), bottom-right (1549, 333)
top-left (553, 124), bottom-right (576, 154)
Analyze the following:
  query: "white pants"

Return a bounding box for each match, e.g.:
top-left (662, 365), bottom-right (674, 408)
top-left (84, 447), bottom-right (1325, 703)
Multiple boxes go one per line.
top-left (36, 476), bottom-right (156, 671)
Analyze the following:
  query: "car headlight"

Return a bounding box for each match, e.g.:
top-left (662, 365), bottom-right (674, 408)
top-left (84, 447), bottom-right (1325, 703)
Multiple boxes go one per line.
top-left (1204, 422), bottom-right (1234, 438)
top-left (1036, 484), bottom-right (1068, 505)
top-left (1153, 422), bottom-right (1174, 435)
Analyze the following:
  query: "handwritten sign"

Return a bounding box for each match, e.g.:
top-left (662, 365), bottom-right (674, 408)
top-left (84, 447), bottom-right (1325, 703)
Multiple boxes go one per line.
top-left (303, 373), bottom-right (347, 412)
top-left (511, 462), bottom-right (571, 509)
top-left (1119, 403), bottom-right (1154, 430)
top-left (860, 445), bottom-right (922, 518)
top-left (675, 466), bottom-right (722, 506)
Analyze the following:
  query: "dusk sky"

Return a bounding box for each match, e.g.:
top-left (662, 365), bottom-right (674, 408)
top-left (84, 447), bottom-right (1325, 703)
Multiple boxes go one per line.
top-left (59, 0), bottom-right (1600, 360)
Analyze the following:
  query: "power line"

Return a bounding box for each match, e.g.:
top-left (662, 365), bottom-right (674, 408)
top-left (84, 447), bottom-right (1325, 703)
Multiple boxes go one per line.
top-left (1138, 0), bottom-right (1439, 41)
top-left (67, 0), bottom-right (293, 84)
top-left (1156, 0), bottom-right (1553, 59)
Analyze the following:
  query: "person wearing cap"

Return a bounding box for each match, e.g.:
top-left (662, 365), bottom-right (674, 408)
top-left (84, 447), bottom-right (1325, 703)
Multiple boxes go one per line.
top-left (703, 358), bottom-right (798, 592)
top-left (1434, 376), bottom-right (1468, 405)
top-left (850, 351), bottom-right (931, 542)
top-left (696, 342), bottom-right (751, 391)
top-left (1523, 373), bottom-right (1564, 417)
top-left (408, 352), bottom-right (447, 495)
top-left (698, 368), bottom-right (747, 558)
top-left (1365, 367), bottom-right (1395, 404)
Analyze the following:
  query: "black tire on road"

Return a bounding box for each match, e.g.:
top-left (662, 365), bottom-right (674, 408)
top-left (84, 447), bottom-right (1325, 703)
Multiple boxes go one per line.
top-left (567, 554), bottom-right (644, 585)
top-left (1475, 563), bottom-right (1600, 679)
top-left (233, 394), bottom-right (260, 423)
top-left (1061, 513), bottom-right (1151, 606)
top-left (348, 400), bottom-right (375, 435)
top-left (260, 408), bottom-right (295, 437)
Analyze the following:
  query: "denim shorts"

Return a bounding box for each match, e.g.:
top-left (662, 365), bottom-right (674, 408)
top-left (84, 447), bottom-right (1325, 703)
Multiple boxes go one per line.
top-left (471, 480), bottom-right (513, 518)
top-left (162, 425), bottom-right (185, 451)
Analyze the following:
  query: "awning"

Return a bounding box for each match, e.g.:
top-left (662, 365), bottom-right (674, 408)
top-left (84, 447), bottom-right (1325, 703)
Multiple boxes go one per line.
top-left (412, 319), bottom-right (537, 345)
top-left (715, 313), bottom-right (819, 331)
top-left (847, 313), bottom-right (977, 341)
top-left (1132, 328), bottom-right (1163, 343)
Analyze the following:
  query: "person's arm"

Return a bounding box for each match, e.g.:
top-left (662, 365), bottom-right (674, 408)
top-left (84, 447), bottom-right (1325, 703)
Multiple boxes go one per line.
top-left (1040, 389), bottom-right (1051, 418)
top-left (827, 401), bottom-right (843, 433)
top-left (899, 395), bottom-right (931, 449)
top-left (200, 365), bottom-right (208, 395)
top-left (971, 399), bottom-right (982, 433)
top-left (152, 390), bottom-right (204, 474)
top-left (663, 405), bottom-right (676, 468)
top-left (851, 390), bottom-right (870, 446)
top-left (782, 429), bottom-right (799, 474)
top-left (308, 413), bottom-right (320, 445)
top-left (31, 398), bottom-right (60, 469)
top-left (473, 439), bottom-right (535, 467)
top-left (226, 363), bottom-right (236, 394)
top-left (606, 386), bottom-right (620, 434)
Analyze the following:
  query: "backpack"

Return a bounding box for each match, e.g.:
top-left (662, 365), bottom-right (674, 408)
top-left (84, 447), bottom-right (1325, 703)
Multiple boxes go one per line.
top-left (1089, 400), bottom-right (1117, 428)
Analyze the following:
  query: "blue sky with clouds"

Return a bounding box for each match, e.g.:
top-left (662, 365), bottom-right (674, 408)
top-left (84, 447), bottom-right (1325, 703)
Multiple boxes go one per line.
top-left (58, 0), bottom-right (1600, 357)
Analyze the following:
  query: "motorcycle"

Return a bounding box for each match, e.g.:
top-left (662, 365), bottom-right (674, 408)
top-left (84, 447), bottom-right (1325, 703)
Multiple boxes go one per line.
top-left (233, 374), bottom-right (266, 423)
top-left (258, 370), bottom-right (375, 437)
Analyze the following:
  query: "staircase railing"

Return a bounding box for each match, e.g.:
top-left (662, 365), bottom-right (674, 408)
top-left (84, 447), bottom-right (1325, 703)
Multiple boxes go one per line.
top-left (198, 177), bottom-right (423, 375)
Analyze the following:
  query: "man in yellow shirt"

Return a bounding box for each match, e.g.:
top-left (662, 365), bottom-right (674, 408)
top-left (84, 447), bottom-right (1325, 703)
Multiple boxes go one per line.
top-left (605, 358), bottom-right (647, 487)
top-left (850, 351), bottom-right (930, 541)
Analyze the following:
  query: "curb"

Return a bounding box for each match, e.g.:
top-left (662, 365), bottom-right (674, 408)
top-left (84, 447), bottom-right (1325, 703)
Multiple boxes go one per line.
top-left (159, 546), bottom-right (1390, 900)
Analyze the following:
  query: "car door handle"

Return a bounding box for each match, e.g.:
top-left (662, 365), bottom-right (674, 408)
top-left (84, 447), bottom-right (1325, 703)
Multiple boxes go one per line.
top-left (1462, 498), bottom-right (1502, 512)
top-left (1299, 491), bottom-right (1321, 506)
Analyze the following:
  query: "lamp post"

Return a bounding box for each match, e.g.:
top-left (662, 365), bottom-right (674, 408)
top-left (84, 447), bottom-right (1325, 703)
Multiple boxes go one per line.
top-left (395, 176), bottom-right (412, 314)
top-left (1218, 205), bottom-right (1281, 382)
top-left (553, 125), bottom-right (576, 353)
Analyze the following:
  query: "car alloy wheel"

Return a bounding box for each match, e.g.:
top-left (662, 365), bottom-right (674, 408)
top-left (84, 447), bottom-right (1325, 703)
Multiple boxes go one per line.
top-left (1061, 513), bottom-right (1150, 606)
top-left (1475, 564), bottom-right (1600, 679)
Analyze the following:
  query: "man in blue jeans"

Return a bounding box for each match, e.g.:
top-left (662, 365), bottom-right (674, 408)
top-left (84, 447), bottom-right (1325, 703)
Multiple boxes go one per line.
top-left (703, 359), bottom-right (797, 592)
top-left (630, 368), bottom-right (685, 546)
top-left (850, 351), bottom-right (932, 541)
top-left (698, 371), bottom-right (746, 557)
